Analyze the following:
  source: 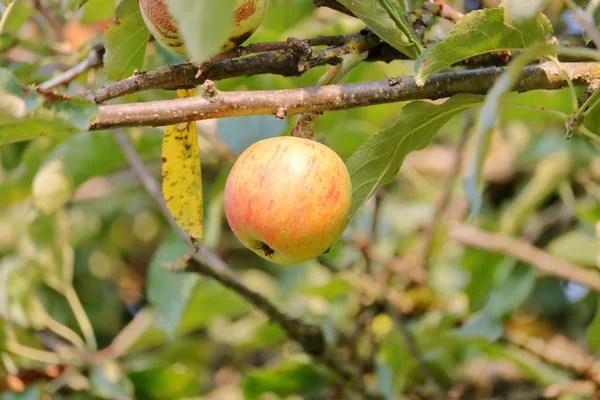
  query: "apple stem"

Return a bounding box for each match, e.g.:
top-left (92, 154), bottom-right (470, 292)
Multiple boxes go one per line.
top-left (258, 242), bottom-right (275, 258)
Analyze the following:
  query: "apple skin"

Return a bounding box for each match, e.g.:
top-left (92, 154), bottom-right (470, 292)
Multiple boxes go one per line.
top-left (139, 0), bottom-right (269, 56)
top-left (224, 137), bottom-right (352, 265)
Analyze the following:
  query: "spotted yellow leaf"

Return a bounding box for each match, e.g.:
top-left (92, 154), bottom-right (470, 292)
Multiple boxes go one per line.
top-left (162, 88), bottom-right (203, 250)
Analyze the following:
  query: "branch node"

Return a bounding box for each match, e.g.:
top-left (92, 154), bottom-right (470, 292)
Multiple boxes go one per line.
top-left (382, 72), bottom-right (400, 86)
top-left (275, 107), bottom-right (287, 120)
top-left (287, 37), bottom-right (316, 72)
top-left (201, 79), bottom-right (221, 102)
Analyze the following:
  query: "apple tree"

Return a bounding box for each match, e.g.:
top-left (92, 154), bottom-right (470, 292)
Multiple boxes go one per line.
top-left (1, 0), bottom-right (600, 398)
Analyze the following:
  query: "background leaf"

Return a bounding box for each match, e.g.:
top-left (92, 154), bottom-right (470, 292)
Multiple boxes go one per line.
top-left (104, 0), bottom-right (150, 81)
top-left (415, 7), bottom-right (552, 84)
top-left (345, 94), bottom-right (482, 223)
top-left (0, 69), bottom-right (98, 145)
top-left (166, 0), bottom-right (236, 62)
top-left (337, 0), bottom-right (422, 59)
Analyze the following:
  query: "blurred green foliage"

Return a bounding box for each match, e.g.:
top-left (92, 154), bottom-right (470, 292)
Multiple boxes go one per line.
top-left (1, 0), bottom-right (600, 399)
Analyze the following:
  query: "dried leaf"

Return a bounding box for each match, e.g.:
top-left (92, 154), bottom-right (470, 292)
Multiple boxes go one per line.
top-left (162, 88), bottom-right (203, 248)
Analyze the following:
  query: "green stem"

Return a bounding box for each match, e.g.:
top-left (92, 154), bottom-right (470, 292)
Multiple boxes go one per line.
top-left (547, 55), bottom-right (579, 113)
top-left (64, 286), bottom-right (97, 351)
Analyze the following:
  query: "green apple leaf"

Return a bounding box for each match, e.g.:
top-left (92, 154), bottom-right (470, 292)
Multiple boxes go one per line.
top-left (588, 298), bottom-right (600, 353)
top-left (0, 0), bottom-right (32, 36)
top-left (104, 0), bottom-right (150, 81)
top-left (463, 44), bottom-right (556, 218)
top-left (31, 130), bottom-right (162, 213)
top-left (337, 0), bottom-right (422, 59)
top-left (415, 7), bottom-right (552, 85)
top-left (166, 0), bottom-right (236, 62)
top-left (242, 362), bottom-right (330, 400)
top-left (147, 231), bottom-right (199, 338)
top-left (0, 69), bottom-right (98, 146)
top-left (345, 94), bottom-right (482, 223)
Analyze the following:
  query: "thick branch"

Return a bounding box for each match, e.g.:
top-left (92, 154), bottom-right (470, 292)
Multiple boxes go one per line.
top-left (449, 223), bottom-right (600, 292)
top-left (91, 62), bottom-right (600, 130)
top-left (82, 32), bottom-right (380, 104)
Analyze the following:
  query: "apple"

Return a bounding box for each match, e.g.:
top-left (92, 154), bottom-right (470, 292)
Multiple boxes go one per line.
top-left (138, 0), bottom-right (269, 56)
top-left (224, 136), bottom-right (352, 265)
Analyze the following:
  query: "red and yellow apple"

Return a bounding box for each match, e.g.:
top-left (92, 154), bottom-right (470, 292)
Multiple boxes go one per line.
top-left (138, 0), bottom-right (269, 56)
top-left (224, 137), bottom-right (352, 264)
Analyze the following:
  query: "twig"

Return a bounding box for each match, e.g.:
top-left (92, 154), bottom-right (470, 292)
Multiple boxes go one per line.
top-left (387, 305), bottom-right (439, 392)
top-left (449, 223), bottom-right (600, 292)
top-left (82, 32), bottom-right (381, 104)
top-left (504, 326), bottom-right (600, 385)
top-left (348, 190), bottom-right (383, 372)
top-left (32, 0), bottom-right (64, 41)
top-left (111, 130), bottom-right (382, 400)
top-left (90, 62), bottom-right (600, 131)
top-left (37, 44), bottom-right (105, 91)
top-left (417, 111), bottom-right (472, 271)
top-left (111, 130), bottom-right (233, 276)
top-left (435, 1), bottom-right (464, 23)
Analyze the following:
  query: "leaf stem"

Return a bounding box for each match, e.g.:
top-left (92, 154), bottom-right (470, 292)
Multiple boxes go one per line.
top-left (63, 286), bottom-right (97, 351)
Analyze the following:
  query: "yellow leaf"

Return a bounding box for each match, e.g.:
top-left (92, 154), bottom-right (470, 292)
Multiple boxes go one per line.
top-left (162, 88), bottom-right (203, 250)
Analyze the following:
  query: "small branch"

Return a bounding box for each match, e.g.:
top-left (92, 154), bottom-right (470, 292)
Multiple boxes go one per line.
top-left (435, 1), bottom-right (464, 23)
top-left (90, 62), bottom-right (600, 131)
top-left (387, 305), bottom-right (439, 392)
top-left (449, 223), bottom-right (600, 292)
top-left (417, 112), bottom-right (472, 271)
top-left (112, 130), bottom-right (382, 399)
top-left (504, 326), bottom-right (600, 385)
top-left (82, 32), bottom-right (380, 104)
top-left (38, 44), bottom-right (105, 91)
top-left (172, 259), bottom-right (381, 399)
top-left (111, 130), bottom-right (233, 275)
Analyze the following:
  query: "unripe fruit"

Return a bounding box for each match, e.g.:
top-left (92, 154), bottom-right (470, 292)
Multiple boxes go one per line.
top-left (224, 137), bottom-right (352, 265)
top-left (139, 0), bottom-right (269, 56)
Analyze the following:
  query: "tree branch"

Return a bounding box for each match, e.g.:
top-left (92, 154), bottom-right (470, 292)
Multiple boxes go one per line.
top-left (449, 223), bottom-right (600, 292)
top-left (38, 43), bottom-right (105, 91)
top-left (82, 32), bottom-right (381, 104)
top-left (90, 62), bottom-right (600, 130)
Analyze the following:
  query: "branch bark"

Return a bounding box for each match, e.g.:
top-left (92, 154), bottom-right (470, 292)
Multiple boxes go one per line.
top-left (82, 32), bottom-right (381, 104)
top-left (90, 62), bottom-right (600, 130)
top-left (449, 223), bottom-right (600, 292)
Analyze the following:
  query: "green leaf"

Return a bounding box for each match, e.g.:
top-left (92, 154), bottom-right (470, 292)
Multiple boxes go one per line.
top-left (147, 231), bottom-right (199, 337)
top-left (31, 130), bottom-right (162, 214)
top-left (0, 0), bottom-right (32, 36)
top-left (104, 0), bottom-right (150, 81)
top-left (547, 229), bottom-right (597, 268)
top-left (345, 94), bottom-right (482, 223)
top-left (166, 0), bottom-right (236, 62)
top-left (500, 149), bottom-right (572, 234)
top-left (588, 298), bottom-right (600, 353)
top-left (337, 0), bottom-right (422, 59)
top-left (461, 247), bottom-right (505, 312)
top-left (415, 7), bottom-right (552, 84)
top-left (0, 69), bottom-right (98, 145)
top-left (462, 44), bottom-right (556, 218)
top-left (242, 363), bottom-right (330, 400)
top-left (486, 263), bottom-right (537, 318)
top-left (89, 361), bottom-right (135, 400)
top-left (456, 311), bottom-right (503, 341)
